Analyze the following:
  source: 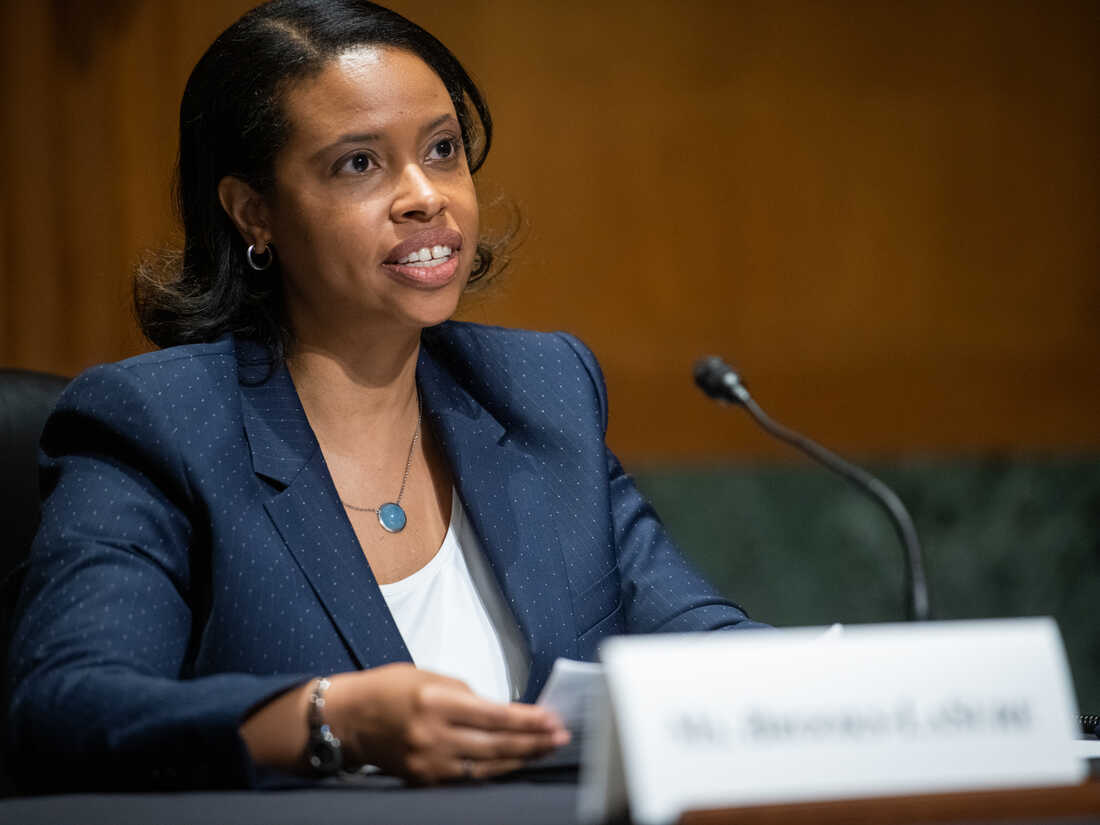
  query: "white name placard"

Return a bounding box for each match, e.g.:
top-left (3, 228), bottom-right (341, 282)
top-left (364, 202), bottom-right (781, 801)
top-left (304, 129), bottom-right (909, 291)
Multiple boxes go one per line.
top-left (579, 618), bottom-right (1085, 825)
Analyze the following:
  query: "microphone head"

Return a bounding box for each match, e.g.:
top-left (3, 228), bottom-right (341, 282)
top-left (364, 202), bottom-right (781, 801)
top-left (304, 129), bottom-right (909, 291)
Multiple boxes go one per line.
top-left (693, 356), bottom-right (749, 404)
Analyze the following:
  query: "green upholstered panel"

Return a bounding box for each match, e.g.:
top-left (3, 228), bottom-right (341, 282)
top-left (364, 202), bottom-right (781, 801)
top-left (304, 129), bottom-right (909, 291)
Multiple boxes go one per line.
top-left (632, 456), bottom-right (1100, 712)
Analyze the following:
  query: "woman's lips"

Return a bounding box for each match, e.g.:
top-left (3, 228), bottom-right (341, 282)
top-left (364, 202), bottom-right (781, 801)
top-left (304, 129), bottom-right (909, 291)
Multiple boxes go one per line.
top-left (382, 252), bottom-right (460, 287)
top-left (384, 227), bottom-right (463, 265)
top-left (382, 226), bottom-right (464, 288)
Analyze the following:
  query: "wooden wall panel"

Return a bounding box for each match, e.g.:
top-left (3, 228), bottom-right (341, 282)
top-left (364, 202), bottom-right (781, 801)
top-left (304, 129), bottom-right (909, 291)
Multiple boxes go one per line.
top-left (1, 0), bottom-right (1097, 462)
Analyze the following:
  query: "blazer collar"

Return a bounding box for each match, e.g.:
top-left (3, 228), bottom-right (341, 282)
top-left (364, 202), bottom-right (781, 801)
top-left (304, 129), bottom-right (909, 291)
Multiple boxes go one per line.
top-left (236, 338), bottom-right (316, 488)
top-left (234, 335), bottom-right (508, 488)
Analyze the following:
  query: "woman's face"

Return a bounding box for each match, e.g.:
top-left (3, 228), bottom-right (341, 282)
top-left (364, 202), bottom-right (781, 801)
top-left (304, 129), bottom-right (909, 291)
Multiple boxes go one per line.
top-left (264, 47), bottom-right (479, 342)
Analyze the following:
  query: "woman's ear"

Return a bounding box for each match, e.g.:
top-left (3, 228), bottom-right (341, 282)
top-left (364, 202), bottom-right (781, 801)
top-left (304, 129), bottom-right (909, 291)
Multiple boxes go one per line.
top-left (218, 176), bottom-right (272, 249)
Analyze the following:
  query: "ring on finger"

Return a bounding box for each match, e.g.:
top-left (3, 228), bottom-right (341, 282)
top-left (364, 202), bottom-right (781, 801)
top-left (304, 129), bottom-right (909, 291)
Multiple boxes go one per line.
top-left (461, 759), bottom-right (474, 781)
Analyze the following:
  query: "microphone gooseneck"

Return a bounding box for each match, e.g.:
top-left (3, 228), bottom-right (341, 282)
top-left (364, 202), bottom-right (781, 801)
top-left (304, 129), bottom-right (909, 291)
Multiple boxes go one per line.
top-left (694, 356), bottom-right (931, 622)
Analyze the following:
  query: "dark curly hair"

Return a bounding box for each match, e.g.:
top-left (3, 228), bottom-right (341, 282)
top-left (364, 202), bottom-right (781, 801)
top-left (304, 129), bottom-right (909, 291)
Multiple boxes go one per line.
top-left (134, 0), bottom-right (496, 360)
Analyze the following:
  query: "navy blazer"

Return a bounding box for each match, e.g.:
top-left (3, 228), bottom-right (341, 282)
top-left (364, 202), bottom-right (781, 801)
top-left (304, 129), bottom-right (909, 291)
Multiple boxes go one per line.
top-left (8, 322), bottom-right (762, 790)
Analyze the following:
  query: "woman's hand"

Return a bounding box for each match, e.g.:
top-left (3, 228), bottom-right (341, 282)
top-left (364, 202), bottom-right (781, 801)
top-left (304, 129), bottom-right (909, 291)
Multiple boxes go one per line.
top-left (326, 664), bottom-right (569, 783)
top-left (240, 664), bottom-right (569, 784)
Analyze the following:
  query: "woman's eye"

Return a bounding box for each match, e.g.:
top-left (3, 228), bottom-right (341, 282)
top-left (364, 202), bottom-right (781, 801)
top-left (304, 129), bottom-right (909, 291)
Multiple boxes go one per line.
top-left (428, 138), bottom-right (458, 161)
top-left (338, 152), bottom-right (374, 174)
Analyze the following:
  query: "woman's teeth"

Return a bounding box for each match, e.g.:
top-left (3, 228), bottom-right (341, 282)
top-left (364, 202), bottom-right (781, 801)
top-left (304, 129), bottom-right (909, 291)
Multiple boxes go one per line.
top-left (395, 245), bottom-right (452, 266)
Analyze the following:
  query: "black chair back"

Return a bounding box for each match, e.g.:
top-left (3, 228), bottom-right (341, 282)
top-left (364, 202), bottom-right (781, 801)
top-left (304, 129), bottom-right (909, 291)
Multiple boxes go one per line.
top-left (0, 368), bottom-right (69, 795)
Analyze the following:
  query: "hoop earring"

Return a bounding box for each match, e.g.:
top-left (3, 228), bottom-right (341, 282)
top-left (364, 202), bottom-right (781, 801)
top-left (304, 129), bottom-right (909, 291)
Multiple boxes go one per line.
top-left (246, 243), bottom-right (274, 271)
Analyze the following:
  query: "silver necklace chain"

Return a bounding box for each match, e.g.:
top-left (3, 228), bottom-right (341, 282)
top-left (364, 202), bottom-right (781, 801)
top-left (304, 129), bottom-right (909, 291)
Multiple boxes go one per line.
top-left (341, 392), bottom-right (422, 514)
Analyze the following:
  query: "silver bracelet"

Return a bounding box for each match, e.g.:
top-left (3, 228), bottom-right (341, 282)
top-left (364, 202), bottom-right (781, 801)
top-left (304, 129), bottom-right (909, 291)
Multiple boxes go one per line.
top-left (305, 677), bottom-right (343, 775)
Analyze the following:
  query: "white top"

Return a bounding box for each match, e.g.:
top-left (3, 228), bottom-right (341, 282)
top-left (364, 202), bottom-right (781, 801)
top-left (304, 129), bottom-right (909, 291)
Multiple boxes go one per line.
top-left (377, 488), bottom-right (530, 703)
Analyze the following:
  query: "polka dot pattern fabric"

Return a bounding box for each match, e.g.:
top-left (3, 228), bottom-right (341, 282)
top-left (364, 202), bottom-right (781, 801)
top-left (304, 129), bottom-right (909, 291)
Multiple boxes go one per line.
top-left (8, 322), bottom-right (764, 790)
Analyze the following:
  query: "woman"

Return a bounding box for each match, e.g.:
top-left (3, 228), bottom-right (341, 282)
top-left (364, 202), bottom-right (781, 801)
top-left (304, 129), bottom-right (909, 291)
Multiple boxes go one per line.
top-left (7, 0), bottom-right (764, 791)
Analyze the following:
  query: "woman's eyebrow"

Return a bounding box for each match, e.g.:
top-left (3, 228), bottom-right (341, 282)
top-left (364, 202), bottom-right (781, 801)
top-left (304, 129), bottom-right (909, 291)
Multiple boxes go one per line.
top-left (312, 131), bottom-right (381, 163)
top-left (419, 113), bottom-right (457, 134)
top-left (311, 114), bottom-right (457, 163)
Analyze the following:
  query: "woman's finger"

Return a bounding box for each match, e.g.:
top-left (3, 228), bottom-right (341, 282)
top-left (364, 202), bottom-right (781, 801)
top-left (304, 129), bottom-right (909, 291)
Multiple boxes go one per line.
top-left (439, 725), bottom-right (568, 761)
top-left (426, 688), bottom-right (564, 733)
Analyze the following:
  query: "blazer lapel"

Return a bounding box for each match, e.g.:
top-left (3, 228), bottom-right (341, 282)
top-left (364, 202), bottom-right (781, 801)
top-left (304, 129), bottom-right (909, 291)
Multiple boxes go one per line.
top-left (236, 340), bottom-right (411, 670)
top-left (233, 336), bottom-right (581, 697)
top-left (418, 340), bottom-right (580, 702)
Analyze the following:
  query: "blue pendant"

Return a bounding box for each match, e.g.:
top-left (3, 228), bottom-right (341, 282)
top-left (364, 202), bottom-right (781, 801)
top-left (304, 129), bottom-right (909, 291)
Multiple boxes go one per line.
top-left (378, 502), bottom-right (407, 533)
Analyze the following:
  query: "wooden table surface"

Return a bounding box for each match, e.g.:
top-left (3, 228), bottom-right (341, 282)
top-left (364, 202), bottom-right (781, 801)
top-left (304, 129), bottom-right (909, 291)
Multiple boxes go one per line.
top-left (680, 779), bottom-right (1100, 825)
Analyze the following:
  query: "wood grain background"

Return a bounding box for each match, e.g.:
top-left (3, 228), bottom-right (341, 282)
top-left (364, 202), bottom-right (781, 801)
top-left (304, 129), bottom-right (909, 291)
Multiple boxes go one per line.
top-left (1, 0), bottom-right (1096, 462)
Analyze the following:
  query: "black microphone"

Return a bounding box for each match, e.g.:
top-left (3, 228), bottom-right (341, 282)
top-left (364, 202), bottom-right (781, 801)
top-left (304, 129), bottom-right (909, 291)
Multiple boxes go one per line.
top-left (694, 356), bottom-right (931, 622)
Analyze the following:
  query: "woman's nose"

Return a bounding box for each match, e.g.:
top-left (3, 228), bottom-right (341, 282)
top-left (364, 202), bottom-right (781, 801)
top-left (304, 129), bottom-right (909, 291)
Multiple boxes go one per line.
top-left (391, 164), bottom-right (446, 222)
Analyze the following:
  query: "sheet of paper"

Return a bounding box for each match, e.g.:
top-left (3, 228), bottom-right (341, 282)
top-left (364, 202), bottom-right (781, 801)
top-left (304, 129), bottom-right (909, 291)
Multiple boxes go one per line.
top-left (528, 658), bottom-right (603, 769)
